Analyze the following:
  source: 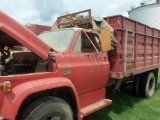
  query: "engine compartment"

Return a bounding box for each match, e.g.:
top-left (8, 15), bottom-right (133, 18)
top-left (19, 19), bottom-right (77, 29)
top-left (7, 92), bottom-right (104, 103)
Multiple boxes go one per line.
top-left (0, 30), bottom-right (52, 76)
top-left (0, 50), bottom-right (55, 76)
top-left (0, 51), bottom-right (38, 75)
top-left (0, 48), bottom-right (47, 76)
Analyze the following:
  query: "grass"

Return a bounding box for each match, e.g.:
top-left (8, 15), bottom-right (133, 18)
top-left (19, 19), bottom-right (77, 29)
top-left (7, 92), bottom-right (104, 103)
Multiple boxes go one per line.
top-left (84, 75), bottom-right (160, 120)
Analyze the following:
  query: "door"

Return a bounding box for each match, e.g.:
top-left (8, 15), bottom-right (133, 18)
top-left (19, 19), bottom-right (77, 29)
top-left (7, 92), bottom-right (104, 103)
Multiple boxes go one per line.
top-left (70, 30), bottom-right (109, 94)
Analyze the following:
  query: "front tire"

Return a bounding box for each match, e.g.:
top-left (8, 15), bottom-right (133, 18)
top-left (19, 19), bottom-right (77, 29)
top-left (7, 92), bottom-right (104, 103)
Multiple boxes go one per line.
top-left (140, 72), bottom-right (155, 98)
top-left (19, 97), bottom-right (73, 120)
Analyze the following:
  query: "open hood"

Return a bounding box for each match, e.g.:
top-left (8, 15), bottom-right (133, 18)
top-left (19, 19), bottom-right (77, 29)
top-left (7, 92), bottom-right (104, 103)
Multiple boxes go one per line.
top-left (0, 11), bottom-right (51, 60)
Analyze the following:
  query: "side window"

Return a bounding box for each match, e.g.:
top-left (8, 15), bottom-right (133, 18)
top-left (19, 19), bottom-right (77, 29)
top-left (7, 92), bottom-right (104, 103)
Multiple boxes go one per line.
top-left (81, 32), bottom-right (100, 53)
top-left (82, 37), bottom-right (92, 48)
top-left (94, 35), bottom-right (100, 48)
top-left (73, 33), bottom-right (81, 52)
top-left (73, 31), bottom-right (101, 53)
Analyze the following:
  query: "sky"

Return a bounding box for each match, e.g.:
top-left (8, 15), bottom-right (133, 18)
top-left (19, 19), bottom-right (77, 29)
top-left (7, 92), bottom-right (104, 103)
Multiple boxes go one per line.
top-left (0, 0), bottom-right (147, 26)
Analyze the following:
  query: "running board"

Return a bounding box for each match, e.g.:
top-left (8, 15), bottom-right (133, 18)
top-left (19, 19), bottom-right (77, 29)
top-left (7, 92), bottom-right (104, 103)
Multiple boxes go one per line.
top-left (80, 99), bottom-right (112, 117)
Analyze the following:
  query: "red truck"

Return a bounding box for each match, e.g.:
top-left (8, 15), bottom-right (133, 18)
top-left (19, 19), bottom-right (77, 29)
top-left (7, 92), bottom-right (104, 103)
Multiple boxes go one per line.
top-left (0, 9), bottom-right (159, 120)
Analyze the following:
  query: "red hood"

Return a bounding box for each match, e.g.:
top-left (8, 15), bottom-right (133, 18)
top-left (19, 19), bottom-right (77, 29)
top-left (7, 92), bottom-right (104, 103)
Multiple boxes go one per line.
top-left (0, 11), bottom-right (50, 60)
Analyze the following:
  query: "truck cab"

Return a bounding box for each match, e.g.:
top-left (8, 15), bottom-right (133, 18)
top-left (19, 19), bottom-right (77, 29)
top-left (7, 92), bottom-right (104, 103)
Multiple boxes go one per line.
top-left (0, 10), bottom-right (112, 120)
top-left (38, 28), bottom-right (110, 94)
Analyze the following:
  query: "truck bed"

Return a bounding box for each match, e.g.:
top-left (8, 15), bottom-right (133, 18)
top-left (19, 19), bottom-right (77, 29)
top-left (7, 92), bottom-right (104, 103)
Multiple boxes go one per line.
top-left (104, 15), bottom-right (160, 79)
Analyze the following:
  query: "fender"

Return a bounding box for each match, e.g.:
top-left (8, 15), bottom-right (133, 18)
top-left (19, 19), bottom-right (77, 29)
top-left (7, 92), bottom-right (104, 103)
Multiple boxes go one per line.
top-left (1, 74), bottom-right (80, 120)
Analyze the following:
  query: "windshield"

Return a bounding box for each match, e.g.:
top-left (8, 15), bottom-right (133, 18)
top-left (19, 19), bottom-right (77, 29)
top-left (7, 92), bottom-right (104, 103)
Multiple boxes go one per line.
top-left (38, 29), bottom-right (75, 52)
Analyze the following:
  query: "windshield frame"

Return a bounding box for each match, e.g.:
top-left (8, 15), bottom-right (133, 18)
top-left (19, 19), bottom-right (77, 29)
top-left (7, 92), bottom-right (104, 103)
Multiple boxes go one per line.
top-left (38, 29), bottom-right (76, 53)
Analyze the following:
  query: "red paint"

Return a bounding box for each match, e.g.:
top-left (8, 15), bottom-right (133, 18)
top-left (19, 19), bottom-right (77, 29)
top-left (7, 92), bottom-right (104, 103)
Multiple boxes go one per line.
top-left (0, 73), bottom-right (80, 120)
top-left (79, 88), bottom-right (112, 117)
top-left (0, 10), bottom-right (160, 120)
top-left (26, 24), bottom-right (51, 35)
top-left (105, 15), bottom-right (160, 79)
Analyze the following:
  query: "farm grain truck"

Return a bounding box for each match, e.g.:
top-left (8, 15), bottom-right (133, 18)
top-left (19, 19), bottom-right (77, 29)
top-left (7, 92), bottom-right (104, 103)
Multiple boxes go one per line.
top-left (0, 9), bottom-right (159, 120)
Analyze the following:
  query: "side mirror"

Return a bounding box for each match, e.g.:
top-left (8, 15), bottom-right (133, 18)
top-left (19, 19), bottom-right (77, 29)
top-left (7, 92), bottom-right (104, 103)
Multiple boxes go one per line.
top-left (99, 29), bottom-right (111, 51)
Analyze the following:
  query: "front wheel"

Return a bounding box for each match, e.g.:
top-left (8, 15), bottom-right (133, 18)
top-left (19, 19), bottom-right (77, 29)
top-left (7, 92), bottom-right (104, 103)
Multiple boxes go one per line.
top-left (19, 97), bottom-right (73, 120)
top-left (140, 72), bottom-right (155, 98)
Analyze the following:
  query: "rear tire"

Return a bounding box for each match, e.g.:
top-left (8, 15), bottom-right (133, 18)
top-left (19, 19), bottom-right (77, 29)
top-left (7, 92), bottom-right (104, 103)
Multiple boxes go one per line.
top-left (140, 72), bottom-right (155, 98)
top-left (18, 97), bottom-right (73, 120)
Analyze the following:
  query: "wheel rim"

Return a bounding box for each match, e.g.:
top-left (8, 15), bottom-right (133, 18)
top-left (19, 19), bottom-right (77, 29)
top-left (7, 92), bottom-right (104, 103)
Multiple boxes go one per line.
top-left (148, 77), bottom-right (155, 95)
top-left (43, 114), bottom-right (64, 120)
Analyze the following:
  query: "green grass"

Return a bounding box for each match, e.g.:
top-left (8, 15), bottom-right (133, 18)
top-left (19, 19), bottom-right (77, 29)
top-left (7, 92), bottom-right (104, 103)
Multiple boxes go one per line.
top-left (84, 76), bottom-right (160, 120)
